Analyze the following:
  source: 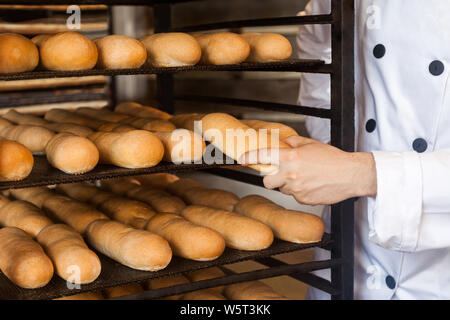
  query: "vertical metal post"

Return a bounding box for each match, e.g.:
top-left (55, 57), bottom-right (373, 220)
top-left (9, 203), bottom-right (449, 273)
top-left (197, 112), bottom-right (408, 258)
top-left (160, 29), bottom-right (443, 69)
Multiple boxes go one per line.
top-left (330, 0), bottom-right (355, 300)
top-left (107, 5), bottom-right (117, 109)
top-left (154, 3), bottom-right (174, 114)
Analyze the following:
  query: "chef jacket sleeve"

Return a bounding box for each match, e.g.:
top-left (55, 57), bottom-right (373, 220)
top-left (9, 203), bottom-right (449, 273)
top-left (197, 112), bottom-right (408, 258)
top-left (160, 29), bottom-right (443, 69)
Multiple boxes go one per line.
top-left (370, 150), bottom-right (450, 252)
top-left (297, 0), bottom-right (332, 143)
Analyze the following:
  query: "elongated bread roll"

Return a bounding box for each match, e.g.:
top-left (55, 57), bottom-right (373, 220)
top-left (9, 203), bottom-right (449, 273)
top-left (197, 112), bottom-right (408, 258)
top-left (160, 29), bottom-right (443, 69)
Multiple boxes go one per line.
top-left (241, 120), bottom-right (298, 140)
top-left (46, 122), bottom-right (94, 138)
top-left (100, 177), bottom-right (140, 196)
top-left (55, 291), bottom-right (103, 300)
top-left (0, 124), bottom-right (54, 154)
top-left (182, 290), bottom-right (226, 300)
top-left (0, 195), bottom-right (9, 209)
top-left (141, 33), bottom-right (201, 67)
top-left (97, 122), bottom-right (135, 133)
top-left (45, 109), bottom-right (104, 130)
top-left (153, 129), bottom-right (206, 163)
top-left (39, 32), bottom-right (98, 71)
top-left (193, 33), bottom-right (250, 65)
top-left (120, 117), bottom-right (176, 132)
top-left (86, 219), bottom-right (172, 271)
top-left (134, 173), bottom-right (179, 189)
top-left (42, 194), bottom-right (109, 234)
top-left (166, 178), bottom-right (203, 197)
top-left (146, 274), bottom-right (190, 300)
top-left (169, 113), bottom-right (206, 132)
top-left (45, 133), bottom-right (99, 174)
top-left (36, 224), bottom-right (101, 284)
top-left (187, 267), bottom-right (226, 294)
top-left (103, 283), bottom-right (144, 299)
top-left (0, 139), bottom-right (34, 181)
top-left (3, 110), bottom-right (49, 127)
top-left (126, 186), bottom-right (186, 214)
top-left (9, 187), bottom-right (53, 208)
top-left (115, 102), bottom-right (172, 120)
top-left (56, 182), bottom-right (106, 203)
top-left (75, 107), bottom-right (130, 123)
top-left (145, 212), bottom-right (225, 261)
top-left (201, 113), bottom-right (290, 174)
top-left (95, 35), bottom-right (147, 69)
top-left (224, 281), bottom-right (287, 300)
top-left (241, 33), bottom-right (292, 63)
top-left (0, 227), bottom-right (54, 289)
top-left (89, 130), bottom-right (164, 168)
top-left (181, 205), bottom-right (274, 251)
top-left (0, 33), bottom-right (39, 73)
top-left (234, 195), bottom-right (324, 243)
top-left (0, 200), bottom-right (53, 237)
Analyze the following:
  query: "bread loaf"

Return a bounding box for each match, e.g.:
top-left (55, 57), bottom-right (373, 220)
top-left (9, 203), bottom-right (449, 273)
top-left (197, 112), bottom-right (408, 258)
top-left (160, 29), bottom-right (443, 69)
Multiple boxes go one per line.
top-left (224, 281), bottom-right (287, 300)
top-left (103, 283), bottom-right (144, 298)
top-left (166, 178), bottom-right (203, 197)
top-left (201, 113), bottom-right (290, 174)
top-left (193, 33), bottom-right (250, 65)
top-left (45, 109), bottom-right (104, 130)
top-left (89, 130), bottom-right (164, 169)
top-left (56, 182), bottom-right (106, 203)
top-left (146, 274), bottom-right (190, 300)
top-left (234, 195), bottom-right (324, 243)
top-left (95, 35), bottom-right (147, 69)
top-left (45, 133), bottom-right (99, 174)
top-left (55, 291), bottom-right (103, 300)
top-left (42, 194), bottom-right (109, 234)
top-left (153, 129), bottom-right (206, 163)
top-left (134, 173), bottom-right (179, 189)
top-left (0, 227), bottom-right (53, 289)
top-left (36, 224), bottom-right (101, 284)
top-left (39, 32), bottom-right (98, 71)
top-left (75, 107), bottom-right (130, 123)
top-left (145, 212), bottom-right (225, 261)
top-left (187, 267), bottom-right (226, 294)
top-left (181, 205), bottom-right (274, 251)
top-left (182, 290), bottom-right (226, 300)
top-left (241, 119), bottom-right (298, 140)
top-left (241, 33), bottom-right (292, 63)
top-left (169, 113), bottom-right (205, 132)
top-left (115, 102), bottom-right (172, 120)
top-left (3, 110), bottom-right (49, 127)
top-left (31, 34), bottom-right (51, 46)
top-left (97, 122), bottom-right (135, 133)
top-left (0, 139), bottom-right (34, 181)
top-left (86, 219), bottom-right (172, 271)
top-left (0, 33), bottom-right (39, 73)
top-left (140, 33), bottom-right (201, 67)
top-left (45, 122), bottom-right (94, 138)
top-left (126, 186), bottom-right (186, 214)
top-left (0, 200), bottom-right (53, 237)
top-left (100, 177), bottom-right (140, 196)
top-left (0, 123), bottom-right (54, 154)
top-left (9, 187), bottom-right (53, 208)
top-left (120, 117), bottom-right (176, 132)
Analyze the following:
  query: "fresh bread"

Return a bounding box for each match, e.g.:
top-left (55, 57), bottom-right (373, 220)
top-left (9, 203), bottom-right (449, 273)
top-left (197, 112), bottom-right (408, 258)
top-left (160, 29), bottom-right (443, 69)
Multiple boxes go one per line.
top-left (153, 129), bottom-right (206, 163)
top-left (36, 224), bottom-right (101, 284)
top-left (120, 117), bottom-right (176, 132)
top-left (140, 33), bottom-right (201, 67)
top-left (193, 33), bottom-right (250, 65)
top-left (0, 139), bottom-right (34, 181)
top-left (89, 130), bottom-right (164, 169)
top-left (3, 110), bottom-right (49, 127)
top-left (97, 122), bottom-right (136, 133)
top-left (145, 212), bottom-right (225, 261)
top-left (201, 113), bottom-right (290, 174)
top-left (241, 33), bottom-right (292, 63)
top-left (45, 109), bottom-right (104, 130)
top-left (0, 33), bottom-right (39, 73)
top-left (56, 183), bottom-right (102, 202)
top-left (181, 205), bottom-right (274, 251)
top-left (46, 122), bottom-right (94, 138)
top-left (187, 267), bottom-right (226, 294)
top-left (0, 199), bottom-right (53, 237)
top-left (134, 173), bottom-right (179, 189)
top-left (75, 107), bottom-right (130, 123)
top-left (166, 178), bottom-right (203, 197)
top-left (85, 219), bottom-right (172, 271)
top-left (241, 120), bottom-right (298, 140)
top-left (39, 32), bottom-right (98, 71)
top-left (45, 133), bottom-right (99, 174)
top-left (103, 283), bottom-right (144, 299)
top-left (182, 290), bottom-right (226, 300)
top-left (31, 34), bottom-right (51, 46)
top-left (0, 227), bottom-right (53, 289)
top-left (9, 187), bottom-right (53, 208)
top-left (146, 274), bottom-right (190, 300)
top-left (125, 186), bottom-right (186, 214)
top-left (224, 281), bottom-right (287, 300)
top-left (55, 291), bottom-right (103, 300)
top-left (115, 102), bottom-right (172, 120)
top-left (169, 113), bottom-right (206, 132)
top-left (95, 35), bottom-right (147, 69)
top-left (42, 194), bottom-right (109, 234)
top-left (234, 195), bottom-right (324, 243)
top-left (0, 123), bottom-right (54, 154)
top-left (99, 177), bottom-right (140, 196)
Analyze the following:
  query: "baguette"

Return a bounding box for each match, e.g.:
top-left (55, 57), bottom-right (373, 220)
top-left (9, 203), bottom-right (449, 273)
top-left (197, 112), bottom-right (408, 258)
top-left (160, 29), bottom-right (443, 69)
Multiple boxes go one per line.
top-left (193, 33), bottom-right (250, 65)
top-left (166, 178), bottom-right (203, 197)
top-left (100, 177), bottom-right (140, 196)
top-left (103, 283), bottom-right (144, 299)
top-left (0, 123), bottom-right (54, 154)
top-left (0, 199), bottom-right (53, 237)
top-left (234, 195), bottom-right (324, 243)
top-left (153, 129), bottom-right (206, 163)
top-left (55, 182), bottom-right (102, 203)
top-left (241, 33), bottom-right (292, 63)
top-left (120, 117), bottom-right (176, 132)
top-left (0, 227), bottom-right (53, 289)
top-left (126, 186), bottom-right (186, 214)
top-left (241, 119), bottom-right (298, 140)
top-left (186, 267), bottom-right (226, 294)
top-left (45, 109), bottom-right (104, 130)
top-left (169, 113), bottom-right (205, 132)
top-left (224, 281), bottom-right (287, 300)
top-left (146, 274), bottom-right (190, 300)
top-left (115, 102), bottom-right (172, 120)
top-left (133, 173), bottom-right (179, 189)
top-left (75, 107), bottom-right (130, 123)
top-left (201, 113), bottom-right (290, 174)
top-left (42, 194), bottom-right (109, 234)
top-left (36, 224), bottom-right (101, 284)
top-left (97, 122), bottom-right (136, 133)
top-left (95, 35), bottom-right (147, 69)
top-left (3, 110), bottom-right (49, 127)
top-left (181, 205), bottom-right (274, 251)
top-left (46, 122), bottom-right (95, 138)
top-left (0, 33), bottom-right (39, 73)
top-left (145, 212), bottom-right (225, 261)
top-left (0, 139), bottom-right (34, 181)
top-left (85, 219), bottom-right (172, 271)
top-left (140, 33), bottom-right (201, 67)
top-left (9, 187), bottom-right (54, 208)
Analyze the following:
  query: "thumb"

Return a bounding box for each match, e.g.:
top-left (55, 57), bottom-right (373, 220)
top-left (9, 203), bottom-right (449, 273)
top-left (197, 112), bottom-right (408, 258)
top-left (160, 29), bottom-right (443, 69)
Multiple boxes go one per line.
top-left (283, 135), bottom-right (317, 148)
top-left (238, 148), bottom-right (276, 165)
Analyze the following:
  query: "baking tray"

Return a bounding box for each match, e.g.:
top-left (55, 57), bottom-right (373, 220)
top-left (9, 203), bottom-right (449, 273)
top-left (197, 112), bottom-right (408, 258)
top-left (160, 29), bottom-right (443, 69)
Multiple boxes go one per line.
top-left (0, 234), bottom-right (331, 300)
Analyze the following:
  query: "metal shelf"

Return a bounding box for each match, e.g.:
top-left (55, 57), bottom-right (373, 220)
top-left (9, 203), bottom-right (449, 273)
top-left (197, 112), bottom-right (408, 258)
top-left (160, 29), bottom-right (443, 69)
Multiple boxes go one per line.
top-left (0, 0), bottom-right (200, 5)
top-left (0, 235), bottom-right (331, 300)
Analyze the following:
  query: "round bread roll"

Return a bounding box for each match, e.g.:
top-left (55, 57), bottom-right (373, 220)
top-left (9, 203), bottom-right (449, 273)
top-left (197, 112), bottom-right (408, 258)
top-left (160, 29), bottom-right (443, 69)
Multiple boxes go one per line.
top-left (39, 32), bottom-right (98, 71)
top-left (193, 32), bottom-right (250, 65)
top-left (140, 33), bottom-right (201, 67)
top-left (0, 33), bottom-right (39, 74)
top-left (0, 139), bottom-right (34, 181)
top-left (95, 35), bottom-right (147, 69)
top-left (241, 33), bottom-right (292, 63)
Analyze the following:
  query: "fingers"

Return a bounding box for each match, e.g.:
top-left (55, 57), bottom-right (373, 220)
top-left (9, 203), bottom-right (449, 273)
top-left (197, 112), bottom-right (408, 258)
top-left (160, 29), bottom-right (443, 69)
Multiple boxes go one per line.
top-left (263, 173), bottom-right (286, 190)
top-left (238, 148), bottom-right (278, 166)
top-left (283, 135), bottom-right (317, 148)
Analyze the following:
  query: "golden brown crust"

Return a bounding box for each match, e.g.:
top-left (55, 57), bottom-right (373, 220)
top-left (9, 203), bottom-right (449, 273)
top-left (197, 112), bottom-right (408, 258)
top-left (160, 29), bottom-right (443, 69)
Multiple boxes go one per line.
top-left (95, 35), bottom-right (147, 69)
top-left (0, 33), bottom-right (39, 73)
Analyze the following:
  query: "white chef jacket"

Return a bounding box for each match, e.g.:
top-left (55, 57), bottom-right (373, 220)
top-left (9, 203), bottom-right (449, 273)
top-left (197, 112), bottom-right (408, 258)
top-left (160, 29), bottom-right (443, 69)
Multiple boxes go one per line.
top-left (298, 0), bottom-right (450, 299)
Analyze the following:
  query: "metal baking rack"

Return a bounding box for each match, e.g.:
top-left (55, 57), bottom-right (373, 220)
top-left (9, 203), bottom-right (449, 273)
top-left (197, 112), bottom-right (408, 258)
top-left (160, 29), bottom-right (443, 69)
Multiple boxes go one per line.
top-left (0, 0), bottom-right (355, 300)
